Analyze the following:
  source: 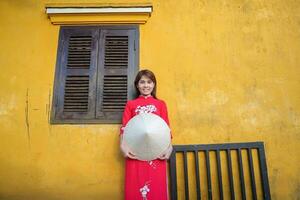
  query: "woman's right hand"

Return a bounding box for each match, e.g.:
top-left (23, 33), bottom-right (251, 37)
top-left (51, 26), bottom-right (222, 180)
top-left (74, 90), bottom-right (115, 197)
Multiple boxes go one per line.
top-left (120, 136), bottom-right (137, 159)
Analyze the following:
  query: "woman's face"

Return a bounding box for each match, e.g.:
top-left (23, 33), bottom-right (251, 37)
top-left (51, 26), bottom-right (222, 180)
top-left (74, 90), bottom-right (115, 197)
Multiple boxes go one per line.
top-left (137, 75), bottom-right (155, 97)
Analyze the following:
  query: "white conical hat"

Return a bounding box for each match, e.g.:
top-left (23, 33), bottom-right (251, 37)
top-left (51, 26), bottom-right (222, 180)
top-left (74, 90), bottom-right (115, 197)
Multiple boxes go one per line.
top-left (123, 113), bottom-right (171, 161)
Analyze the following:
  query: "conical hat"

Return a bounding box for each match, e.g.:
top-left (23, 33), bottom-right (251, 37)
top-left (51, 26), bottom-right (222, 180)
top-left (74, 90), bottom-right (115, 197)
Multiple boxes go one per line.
top-left (123, 113), bottom-right (171, 161)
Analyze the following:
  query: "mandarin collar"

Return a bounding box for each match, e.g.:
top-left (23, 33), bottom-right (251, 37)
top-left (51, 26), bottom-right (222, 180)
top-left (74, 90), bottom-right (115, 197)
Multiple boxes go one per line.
top-left (138, 95), bottom-right (153, 99)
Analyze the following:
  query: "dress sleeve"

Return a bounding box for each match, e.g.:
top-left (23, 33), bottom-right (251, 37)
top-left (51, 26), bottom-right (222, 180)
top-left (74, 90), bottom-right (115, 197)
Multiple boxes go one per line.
top-left (160, 100), bottom-right (173, 138)
top-left (120, 101), bottom-right (132, 135)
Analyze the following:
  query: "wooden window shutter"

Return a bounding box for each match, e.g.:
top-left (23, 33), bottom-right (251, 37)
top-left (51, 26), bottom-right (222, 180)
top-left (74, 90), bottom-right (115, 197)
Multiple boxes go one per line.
top-left (52, 27), bottom-right (99, 123)
top-left (96, 29), bottom-right (137, 122)
top-left (51, 26), bottom-right (138, 124)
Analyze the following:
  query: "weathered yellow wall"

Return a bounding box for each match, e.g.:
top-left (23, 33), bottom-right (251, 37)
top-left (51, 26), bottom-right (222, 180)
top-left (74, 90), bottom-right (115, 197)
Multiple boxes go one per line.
top-left (0, 0), bottom-right (299, 199)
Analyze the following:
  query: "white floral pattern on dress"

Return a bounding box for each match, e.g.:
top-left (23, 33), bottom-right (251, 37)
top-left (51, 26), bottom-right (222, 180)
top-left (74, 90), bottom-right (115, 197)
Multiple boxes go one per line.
top-left (136, 105), bottom-right (156, 199)
top-left (140, 182), bottom-right (150, 200)
top-left (135, 105), bottom-right (157, 114)
top-left (148, 160), bottom-right (157, 169)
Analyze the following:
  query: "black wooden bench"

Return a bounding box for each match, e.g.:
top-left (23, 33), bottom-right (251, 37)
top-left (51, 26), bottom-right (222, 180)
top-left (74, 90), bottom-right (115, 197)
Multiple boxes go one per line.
top-left (169, 142), bottom-right (271, 200)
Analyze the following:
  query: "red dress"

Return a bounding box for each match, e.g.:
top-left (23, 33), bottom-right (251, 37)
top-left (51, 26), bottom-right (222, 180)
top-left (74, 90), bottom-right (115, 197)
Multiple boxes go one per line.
top-left (120, 95), bottom-right (171, 200)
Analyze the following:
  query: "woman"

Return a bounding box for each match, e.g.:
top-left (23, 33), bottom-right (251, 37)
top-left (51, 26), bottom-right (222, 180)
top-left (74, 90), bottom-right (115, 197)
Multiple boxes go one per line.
top-left (120, 69), bottom-right (173, 200)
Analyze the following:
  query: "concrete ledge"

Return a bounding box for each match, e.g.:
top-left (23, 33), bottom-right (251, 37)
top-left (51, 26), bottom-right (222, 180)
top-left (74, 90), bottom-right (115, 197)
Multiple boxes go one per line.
top-left (46, 6), bottom-right (152, 25)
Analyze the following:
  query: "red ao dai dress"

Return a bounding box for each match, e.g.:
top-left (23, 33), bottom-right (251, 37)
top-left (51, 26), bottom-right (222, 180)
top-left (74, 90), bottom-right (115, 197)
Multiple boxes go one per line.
top-left (120, 95), bottom-right (172, 200)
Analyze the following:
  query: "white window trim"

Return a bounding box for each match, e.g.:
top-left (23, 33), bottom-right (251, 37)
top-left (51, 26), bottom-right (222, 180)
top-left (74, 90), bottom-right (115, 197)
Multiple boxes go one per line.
top-left (46, 7), bottom-right (152, 14)
top-left (46, 6), bottom-right (153, 25)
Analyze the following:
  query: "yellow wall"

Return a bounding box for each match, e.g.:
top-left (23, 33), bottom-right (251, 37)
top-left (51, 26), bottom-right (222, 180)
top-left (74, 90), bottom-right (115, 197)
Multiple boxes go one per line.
top-left (0, 0), bottom-right (299, 199)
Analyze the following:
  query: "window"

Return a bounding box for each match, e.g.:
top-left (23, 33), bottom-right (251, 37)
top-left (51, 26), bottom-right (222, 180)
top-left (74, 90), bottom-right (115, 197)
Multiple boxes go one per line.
top-left (51, 26), bottom-right (139, 124)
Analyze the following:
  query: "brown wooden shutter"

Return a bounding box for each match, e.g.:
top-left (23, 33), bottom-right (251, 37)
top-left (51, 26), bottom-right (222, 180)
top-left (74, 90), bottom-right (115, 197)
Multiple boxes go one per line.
top-left (51, 26), bottom-right (138, 124)
top-left (52, 27), bottom-right (99, 123)
top-left (96, 29), bottom-right (137, 122)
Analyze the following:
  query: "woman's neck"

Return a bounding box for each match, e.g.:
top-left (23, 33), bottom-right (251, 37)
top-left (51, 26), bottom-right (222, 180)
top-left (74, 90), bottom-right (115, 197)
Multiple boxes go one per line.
top-left (139, 94), bottom-right (152, 98)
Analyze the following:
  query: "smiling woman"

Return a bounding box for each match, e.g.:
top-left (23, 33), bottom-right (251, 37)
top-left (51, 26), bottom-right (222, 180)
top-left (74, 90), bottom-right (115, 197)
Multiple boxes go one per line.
top-left (135, 70), bottom-right (157, 98)
top-left (119, 69), bottom-right (173, 200)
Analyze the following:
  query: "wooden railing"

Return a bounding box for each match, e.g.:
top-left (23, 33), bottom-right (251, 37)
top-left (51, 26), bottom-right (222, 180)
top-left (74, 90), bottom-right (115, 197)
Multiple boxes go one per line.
top-left (169, 142), bottom-right (271, 200)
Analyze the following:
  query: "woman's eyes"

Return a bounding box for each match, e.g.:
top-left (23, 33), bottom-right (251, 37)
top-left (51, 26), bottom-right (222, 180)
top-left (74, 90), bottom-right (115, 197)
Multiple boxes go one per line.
top-left (139, 80), bottom-right (153, 84)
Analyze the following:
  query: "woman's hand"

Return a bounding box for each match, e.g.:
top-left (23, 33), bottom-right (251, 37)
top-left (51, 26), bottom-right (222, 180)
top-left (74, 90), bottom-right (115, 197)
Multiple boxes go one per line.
top-left (158, 144), bottom-right (173, 160)
top-left (120, 135), bottom-right (137, 159)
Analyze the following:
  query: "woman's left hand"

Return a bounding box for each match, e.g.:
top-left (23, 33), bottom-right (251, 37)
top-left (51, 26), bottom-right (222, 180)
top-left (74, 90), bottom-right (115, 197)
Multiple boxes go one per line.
top-left (158, 144), bottom-right (173, 160)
